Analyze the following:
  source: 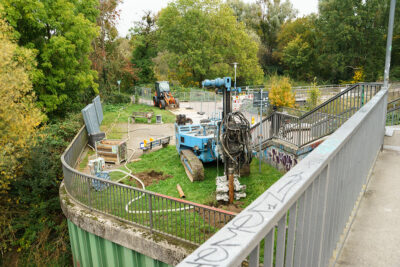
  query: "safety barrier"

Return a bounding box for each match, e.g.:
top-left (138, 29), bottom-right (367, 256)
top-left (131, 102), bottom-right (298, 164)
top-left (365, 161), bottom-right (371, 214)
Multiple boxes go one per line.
top-left (387, 97), bottom-right (400, 125)
top-left (61, 127), bottom-right (235, 246)
top-left (178, 87), bottom-right (388, 267)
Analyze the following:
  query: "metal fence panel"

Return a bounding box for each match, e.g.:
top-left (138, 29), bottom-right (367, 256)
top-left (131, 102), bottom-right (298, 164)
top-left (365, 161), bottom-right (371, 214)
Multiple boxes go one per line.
top-left (93, 95), bottom-right (103, 125)
top-left (82, 103), bottom-right (100, 135)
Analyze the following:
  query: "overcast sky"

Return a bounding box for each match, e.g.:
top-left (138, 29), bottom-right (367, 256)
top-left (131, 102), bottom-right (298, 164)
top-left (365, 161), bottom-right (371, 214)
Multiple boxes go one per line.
top-left (116, 0), bottom-right (319, 37)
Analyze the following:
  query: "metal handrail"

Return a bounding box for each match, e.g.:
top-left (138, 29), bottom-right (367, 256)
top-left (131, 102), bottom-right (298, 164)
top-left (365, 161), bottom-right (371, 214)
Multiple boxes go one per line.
top-left (249, 83), bottom-right (383, 147)
top-left (386, 105), bottom-right (400, 126)
top-left (61, 126), bottom-right (235, 246)
top-left (178, 88), bottom-right (388, 267)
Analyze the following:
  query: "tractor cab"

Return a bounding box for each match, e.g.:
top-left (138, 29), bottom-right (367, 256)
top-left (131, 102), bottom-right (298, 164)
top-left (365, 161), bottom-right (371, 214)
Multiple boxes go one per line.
top-left (153, 81), bottom-right (179, 109)
top-left (155, 81), bottom-right (170, 98)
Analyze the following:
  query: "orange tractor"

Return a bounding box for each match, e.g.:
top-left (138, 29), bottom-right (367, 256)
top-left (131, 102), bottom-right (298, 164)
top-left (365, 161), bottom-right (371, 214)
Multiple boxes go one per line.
top-left (153, 81), bottom-right (179, 109)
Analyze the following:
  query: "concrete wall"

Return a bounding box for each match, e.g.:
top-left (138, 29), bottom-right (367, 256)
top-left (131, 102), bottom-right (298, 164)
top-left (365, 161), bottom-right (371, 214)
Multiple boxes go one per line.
top-left (258, 138), bottom-right (325, 172)
top-left (60, 183), bottom-right (194, 267)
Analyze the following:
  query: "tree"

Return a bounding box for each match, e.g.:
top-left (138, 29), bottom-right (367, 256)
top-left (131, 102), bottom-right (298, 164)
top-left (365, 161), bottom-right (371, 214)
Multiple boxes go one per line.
top-left (317, 0), bottom-right (389, 82)
top-left (0, 17), bottom-right (43, 193)
top-left (131, 11), bottom-right (158, 84)
top-left (2, 0), bottom-right (99, 116)
top-left (257, 0), bottom-right (297, 73)
top-left (276, 16), bottom-right (318, 80)
top-left (91, 0), bottom-right (136, 94)
top-left (157, 0), bottom-right (263, 86)
top-left (104, 37), bottom-right (138, 93)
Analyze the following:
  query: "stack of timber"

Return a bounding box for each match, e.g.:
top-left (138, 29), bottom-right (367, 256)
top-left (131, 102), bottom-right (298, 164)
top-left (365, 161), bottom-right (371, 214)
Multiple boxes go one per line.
top-left (95, 139), bottom-right (127, 164)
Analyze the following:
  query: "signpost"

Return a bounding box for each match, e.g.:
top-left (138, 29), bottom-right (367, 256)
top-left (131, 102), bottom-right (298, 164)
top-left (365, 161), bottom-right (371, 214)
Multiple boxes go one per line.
top-left (117, 80), bottom-right (121, 94)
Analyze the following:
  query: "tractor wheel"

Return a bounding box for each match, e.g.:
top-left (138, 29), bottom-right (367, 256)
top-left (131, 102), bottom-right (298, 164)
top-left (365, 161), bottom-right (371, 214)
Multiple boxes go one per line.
top-left (175, 99), bottom-right (180, 108)
top-left (153, 97), bottom-right (157, 107)
top-left (159, 99), bottom-right (166, 109)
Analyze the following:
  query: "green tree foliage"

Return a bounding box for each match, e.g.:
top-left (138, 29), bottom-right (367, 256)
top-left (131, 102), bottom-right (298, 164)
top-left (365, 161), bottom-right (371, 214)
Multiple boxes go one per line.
top-left (1, 114), bottom-right (82, 266)
top-left (317, 0), bottom-right (389, 82)
top-left (256, 0), bottom-right (297, 72)
top-left (389, 4), bottom-right (400, 80)
top-left (276, 16), bottom-right (318, 80)
top-left (157, 0), bottom-right (263, 86)
top-left (2, 0), bottom-right (99, 116)
top-left (227, 0), bottom-right (262, 31)
top-left (131, 12), bottom-right (158, 84)
top-left (0, 17), bottom-right (43, 193)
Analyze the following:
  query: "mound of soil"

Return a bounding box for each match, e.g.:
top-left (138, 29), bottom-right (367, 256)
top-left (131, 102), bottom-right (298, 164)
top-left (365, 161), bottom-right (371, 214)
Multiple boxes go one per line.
top-left (131, 170), bottom-right (172, 187)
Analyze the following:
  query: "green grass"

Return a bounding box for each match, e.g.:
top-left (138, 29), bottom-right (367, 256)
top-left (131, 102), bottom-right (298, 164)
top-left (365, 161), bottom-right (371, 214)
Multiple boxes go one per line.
top-left (102, 103), bottom-right (176, 125)
top-left (79, 149), bottom-right (95, 171)
top-left (120, 145), bottom-right (283, 209)
top-left (100, 103), bottom-right (177, 139)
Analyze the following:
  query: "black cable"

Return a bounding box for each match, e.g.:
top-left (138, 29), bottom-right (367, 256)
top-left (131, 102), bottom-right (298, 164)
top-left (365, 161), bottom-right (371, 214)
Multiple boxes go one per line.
top-left (220, 111), bottom-right (253, 172)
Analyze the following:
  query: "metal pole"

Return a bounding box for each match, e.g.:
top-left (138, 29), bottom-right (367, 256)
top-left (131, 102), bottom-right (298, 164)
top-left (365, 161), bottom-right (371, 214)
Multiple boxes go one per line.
top-left (384, 0), bottom-right (396, 90)
top-left (233, 62), bottom-right (238, 96)
top-left (259, 89), bottom-right (263, 173)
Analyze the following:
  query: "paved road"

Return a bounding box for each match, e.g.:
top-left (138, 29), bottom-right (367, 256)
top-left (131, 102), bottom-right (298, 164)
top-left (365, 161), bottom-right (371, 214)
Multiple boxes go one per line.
top-left (335, 127), bottom-right (400, 267)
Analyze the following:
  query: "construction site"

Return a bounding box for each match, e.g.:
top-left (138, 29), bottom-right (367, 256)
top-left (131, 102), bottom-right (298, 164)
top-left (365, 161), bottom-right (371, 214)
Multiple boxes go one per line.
top-left (58, 71), bottom-right (400, 266)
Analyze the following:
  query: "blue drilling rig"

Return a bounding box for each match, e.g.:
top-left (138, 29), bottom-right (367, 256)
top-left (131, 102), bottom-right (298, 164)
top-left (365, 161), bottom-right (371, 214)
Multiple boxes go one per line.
top-left (175, 77), bottom-right (253, 199)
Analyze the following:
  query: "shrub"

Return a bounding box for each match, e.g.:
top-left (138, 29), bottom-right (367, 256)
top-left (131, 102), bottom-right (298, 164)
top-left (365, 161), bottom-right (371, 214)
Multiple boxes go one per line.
top-left (268, 76), bottom-right (295, 108)
top-left (306, 79), bottom-right (321, 110)
top-left (103, 92), bottom-right (131, 104)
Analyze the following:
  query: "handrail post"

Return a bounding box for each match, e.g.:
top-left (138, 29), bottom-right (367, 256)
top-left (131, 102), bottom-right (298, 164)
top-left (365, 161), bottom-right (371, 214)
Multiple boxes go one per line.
top-left (87, 177), bottom-right (92, 211)
top-left (148, 194), bottom-right (153, 232)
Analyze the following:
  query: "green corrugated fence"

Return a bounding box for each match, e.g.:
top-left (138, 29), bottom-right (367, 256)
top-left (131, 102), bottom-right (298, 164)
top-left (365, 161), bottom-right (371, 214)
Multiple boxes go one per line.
top-left (67, 220), bottom-right (172, 267)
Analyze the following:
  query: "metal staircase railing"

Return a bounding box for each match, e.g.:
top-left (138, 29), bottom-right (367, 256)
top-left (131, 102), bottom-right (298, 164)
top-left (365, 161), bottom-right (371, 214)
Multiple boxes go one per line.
top-left (250, 83), bottom-right (383, 148)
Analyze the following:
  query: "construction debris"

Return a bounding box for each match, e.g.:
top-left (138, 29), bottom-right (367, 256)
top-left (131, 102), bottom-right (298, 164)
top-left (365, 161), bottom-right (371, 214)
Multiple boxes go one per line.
top-left (176, 184), bottom-right (185, 198)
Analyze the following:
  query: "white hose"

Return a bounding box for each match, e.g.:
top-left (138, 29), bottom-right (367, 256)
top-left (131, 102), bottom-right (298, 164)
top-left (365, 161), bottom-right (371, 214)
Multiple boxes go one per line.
top-left (108, 149), bottom-right (193, 214)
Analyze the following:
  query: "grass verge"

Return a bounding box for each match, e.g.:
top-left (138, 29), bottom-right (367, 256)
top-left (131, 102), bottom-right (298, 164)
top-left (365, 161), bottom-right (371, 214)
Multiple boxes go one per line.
top-left (100, 103), bottom-right (176, 139)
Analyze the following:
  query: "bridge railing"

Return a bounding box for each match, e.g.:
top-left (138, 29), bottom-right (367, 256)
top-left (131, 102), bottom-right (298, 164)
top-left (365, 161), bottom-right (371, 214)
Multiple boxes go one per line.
top-left (250, 83), bottom-right (383, 147)
top-left (387, 97), bottom-right (400, 125)
top-left (178, 88), bottom-right (388, 267)
top-left (61, 128), bottom-right (235, 246)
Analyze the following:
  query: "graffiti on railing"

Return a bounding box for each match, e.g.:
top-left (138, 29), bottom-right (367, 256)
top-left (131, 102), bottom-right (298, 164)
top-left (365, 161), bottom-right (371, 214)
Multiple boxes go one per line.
top-left (184, 170), bottom-right (305, 266)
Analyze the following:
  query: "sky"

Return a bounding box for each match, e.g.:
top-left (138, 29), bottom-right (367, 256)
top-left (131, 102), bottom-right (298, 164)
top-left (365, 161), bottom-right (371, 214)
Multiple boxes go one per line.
top-left (116, 0), bottom-right (319, 37)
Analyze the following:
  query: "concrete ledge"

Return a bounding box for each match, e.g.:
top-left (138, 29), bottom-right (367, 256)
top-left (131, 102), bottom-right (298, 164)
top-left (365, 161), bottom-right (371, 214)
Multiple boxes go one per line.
top-left (60, 182), bottom-right (195, 266)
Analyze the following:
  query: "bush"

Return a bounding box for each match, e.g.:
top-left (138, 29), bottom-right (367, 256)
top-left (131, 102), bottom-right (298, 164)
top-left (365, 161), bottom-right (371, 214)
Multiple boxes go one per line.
top-left (103, 92), bottom-right (131, 104)
top-left (267, 76), bottom-right (296, 108)
top-left (306, 79), bottom-right (321, 110)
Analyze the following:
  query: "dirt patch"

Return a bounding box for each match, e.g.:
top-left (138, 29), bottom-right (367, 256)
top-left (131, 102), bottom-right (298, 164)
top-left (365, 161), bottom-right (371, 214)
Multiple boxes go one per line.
top-left (217, 201), bottom-right (244, 214)
top-left (131, 170), bottom-right (172, 187)
top-left (191, 201), bottom-right (244, 235)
